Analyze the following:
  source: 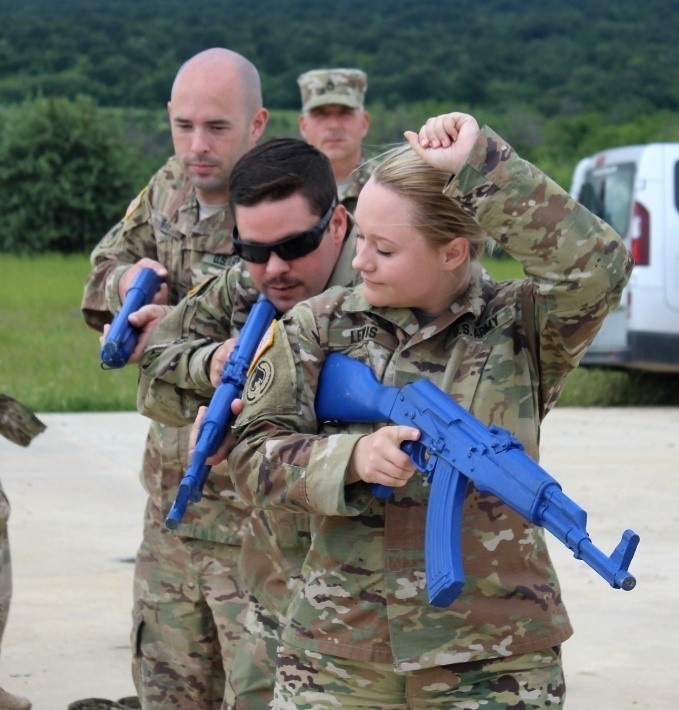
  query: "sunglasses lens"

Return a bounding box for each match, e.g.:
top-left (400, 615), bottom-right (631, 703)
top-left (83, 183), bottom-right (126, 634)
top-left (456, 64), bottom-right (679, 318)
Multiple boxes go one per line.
top-left (277, 232), bottom-right (321, 261)
top-left (233, 241), bottom-right (271, 264)
top-left (233, 199), bottom-right (336, 264)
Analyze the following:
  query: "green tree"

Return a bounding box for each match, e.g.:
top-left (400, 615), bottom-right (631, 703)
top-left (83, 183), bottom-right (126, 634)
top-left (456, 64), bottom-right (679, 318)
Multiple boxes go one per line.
top-left (0, 94), bottom-right (142, 254)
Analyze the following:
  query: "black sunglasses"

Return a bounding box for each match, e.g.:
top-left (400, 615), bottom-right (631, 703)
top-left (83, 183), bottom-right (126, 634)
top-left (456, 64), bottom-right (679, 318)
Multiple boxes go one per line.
top-left (232, 199), bottom-right (337, 264)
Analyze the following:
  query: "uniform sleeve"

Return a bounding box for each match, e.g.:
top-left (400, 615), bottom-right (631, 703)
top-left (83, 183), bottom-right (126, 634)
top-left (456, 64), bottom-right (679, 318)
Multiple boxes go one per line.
top-left (136, 272), bottom-right (236, 426)
top-left (81, 184), bottom-right (159, 331)
top-left (445, 126), bottom-right (633, 408)
top-left (228, 305), bottom-right (369, 517)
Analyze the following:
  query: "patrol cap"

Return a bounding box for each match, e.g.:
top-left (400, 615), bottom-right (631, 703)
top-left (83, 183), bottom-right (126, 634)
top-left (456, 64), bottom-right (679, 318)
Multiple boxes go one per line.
top-left (297, 68), bottom-right (368, 112)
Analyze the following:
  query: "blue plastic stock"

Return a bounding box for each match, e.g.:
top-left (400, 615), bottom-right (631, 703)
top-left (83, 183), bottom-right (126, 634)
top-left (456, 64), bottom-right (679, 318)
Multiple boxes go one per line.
top-left (165, 294), bottom-right (277, 530)
top-left (315, 353), bottom-right (639, 608)
top-left (100, 268), bottom-right (163, 369)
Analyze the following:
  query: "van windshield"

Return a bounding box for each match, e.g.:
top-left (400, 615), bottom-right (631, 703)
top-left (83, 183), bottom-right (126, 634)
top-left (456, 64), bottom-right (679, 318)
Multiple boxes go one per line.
top-left (577, 162), bottom-right (636, 238)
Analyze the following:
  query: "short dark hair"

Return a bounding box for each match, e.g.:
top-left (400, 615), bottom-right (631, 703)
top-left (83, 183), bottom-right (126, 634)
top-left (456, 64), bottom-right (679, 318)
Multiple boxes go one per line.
top-left (229, 138), bottom-right (337, 217)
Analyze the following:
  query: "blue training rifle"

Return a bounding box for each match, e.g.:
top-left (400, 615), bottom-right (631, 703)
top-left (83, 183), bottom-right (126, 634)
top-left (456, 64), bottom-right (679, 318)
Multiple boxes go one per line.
top-left (165, 294), bottom-right (277, 530)
top-left (315, 353), bottom-right (640, 608)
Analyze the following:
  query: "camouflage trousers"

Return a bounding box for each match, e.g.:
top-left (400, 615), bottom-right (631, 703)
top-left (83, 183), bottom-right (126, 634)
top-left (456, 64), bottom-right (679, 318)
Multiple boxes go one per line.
top-left (228, 595), bottom-right (281, 709)
top-left (132, 501), bottom-right (248, 709)
top-left (273, 643), bottom-right (565, 709)
top-left (0, 486), bottom-right (11, 646)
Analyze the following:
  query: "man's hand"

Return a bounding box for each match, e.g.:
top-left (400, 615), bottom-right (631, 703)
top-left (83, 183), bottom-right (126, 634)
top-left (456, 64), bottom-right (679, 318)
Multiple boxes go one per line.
top-left (346, 425), bottom-right (420, 488)
top-left (188, 401), bottom-right (244, 466)
top-left (100, 304), bottom-right (172, 364)
top-left (118, 258), bottom-right (169, 304)
top-left (404, 112), bottom-right (480, 175)
top-left (209, 338), bottom-right (238, 387)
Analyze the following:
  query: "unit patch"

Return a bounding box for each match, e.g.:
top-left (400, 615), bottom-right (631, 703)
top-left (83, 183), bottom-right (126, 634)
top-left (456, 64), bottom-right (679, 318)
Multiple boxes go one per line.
top-left (245, 359), bottom-right (274, 403)
top-left (124, 186), bottom-right (148, 219)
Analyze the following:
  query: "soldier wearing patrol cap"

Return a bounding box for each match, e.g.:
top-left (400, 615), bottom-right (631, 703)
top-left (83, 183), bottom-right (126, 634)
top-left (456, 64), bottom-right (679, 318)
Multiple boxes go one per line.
top-left (298, 68), bottom-right (371, 213)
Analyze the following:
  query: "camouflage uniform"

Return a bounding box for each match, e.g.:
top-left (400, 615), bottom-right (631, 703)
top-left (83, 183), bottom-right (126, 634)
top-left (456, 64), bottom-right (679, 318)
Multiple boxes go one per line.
top-left (228, 127), bottom-right (633, 706)
top-left (0, 395), bottom-right (45, 710)
top-left (81, 155), bottom-right (246, 709)
top-left (137, 225), bottom-right (359, 709)
top-left (336, 157), bottom-right (371, 214)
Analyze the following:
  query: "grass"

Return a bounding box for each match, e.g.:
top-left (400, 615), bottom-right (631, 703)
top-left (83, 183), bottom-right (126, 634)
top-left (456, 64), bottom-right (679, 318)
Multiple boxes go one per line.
top-left (0, 253), bottom-right (138, 411)
top-left (1, 254), bottom-right (677, 412)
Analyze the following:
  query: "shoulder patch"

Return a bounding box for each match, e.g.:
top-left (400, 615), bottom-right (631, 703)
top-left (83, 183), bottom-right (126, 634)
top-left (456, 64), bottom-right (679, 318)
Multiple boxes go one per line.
top-left (187, 275), bottom-right (218, 298)
top-left (125, 186), bottom-right (149, 219)
top-left (245, 359), bottom-right (275, 403)
top-left (247, 321), bottom-right (277, 376)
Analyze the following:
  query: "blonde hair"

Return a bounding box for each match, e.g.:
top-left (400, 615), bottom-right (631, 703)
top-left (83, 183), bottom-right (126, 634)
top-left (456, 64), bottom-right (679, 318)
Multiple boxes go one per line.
top-left (368, 144), bottom-right (488, 259)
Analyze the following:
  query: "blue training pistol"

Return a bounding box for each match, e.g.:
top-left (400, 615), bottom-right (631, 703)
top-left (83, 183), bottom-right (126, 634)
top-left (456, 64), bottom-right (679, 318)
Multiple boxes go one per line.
top-left (100, 267), bottom-right (163, 369)
top-left (315, 353), bottom-right (640, 608)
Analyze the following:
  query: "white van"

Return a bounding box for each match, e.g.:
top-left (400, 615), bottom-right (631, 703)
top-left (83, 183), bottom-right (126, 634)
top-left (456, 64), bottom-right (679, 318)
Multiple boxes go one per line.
top-left (569, 143), bottom-right (679, 372)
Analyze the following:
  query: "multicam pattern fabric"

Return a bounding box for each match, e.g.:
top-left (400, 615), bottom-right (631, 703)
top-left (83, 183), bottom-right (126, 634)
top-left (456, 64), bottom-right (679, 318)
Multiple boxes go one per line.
top-left (0, 484), bottom-right (10, 646)
top-left (0, 394), bottom-right (46, 448)
top-left (138, 227), bottom-right (360, 706)
top-left (81, 155), bottom-right (244, 707)
top-left (297, 68), bottom-right (367, 112)
top-left (338, 157), bottom-right (372, 214)
top-left (228, 127), bottom-right (632, 675)
top-left (0, 394), bottom-right (44, 661)
top-left (82, 155), bottom-right (238, 332)
top-left (131, 500), bottom-right (246, 708)
top-left (273, 642), bottom-right (565, 708)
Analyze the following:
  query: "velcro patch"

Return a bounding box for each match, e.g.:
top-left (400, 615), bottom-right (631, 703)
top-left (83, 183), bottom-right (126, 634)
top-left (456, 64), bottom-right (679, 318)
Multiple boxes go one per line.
top-left (247, 321), bottom-right (277, 376)
top-left (124, 186), bottom-right (148, 219)
top-left (187, 275), bottom-right (217, 298)
top-left (245, 359), bottom-right (274, 403)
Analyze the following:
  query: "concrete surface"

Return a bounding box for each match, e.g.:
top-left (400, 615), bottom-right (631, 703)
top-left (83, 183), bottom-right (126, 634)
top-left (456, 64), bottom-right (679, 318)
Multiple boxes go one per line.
top-left (0, 408), bottom-right (677, 709)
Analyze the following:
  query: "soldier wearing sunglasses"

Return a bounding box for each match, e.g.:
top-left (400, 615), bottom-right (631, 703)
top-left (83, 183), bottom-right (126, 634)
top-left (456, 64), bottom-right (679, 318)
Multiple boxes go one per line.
top-left (135, 137), bottom-right (361, 708)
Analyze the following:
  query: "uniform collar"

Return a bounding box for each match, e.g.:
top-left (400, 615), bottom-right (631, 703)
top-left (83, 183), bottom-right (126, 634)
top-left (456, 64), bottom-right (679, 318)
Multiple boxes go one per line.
top-left (342, 261), bottom-right (495, 335)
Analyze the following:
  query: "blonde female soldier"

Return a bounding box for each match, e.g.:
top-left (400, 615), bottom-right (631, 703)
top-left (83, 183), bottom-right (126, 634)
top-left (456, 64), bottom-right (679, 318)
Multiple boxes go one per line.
top-left (227, 111), bottom-right (633, 708)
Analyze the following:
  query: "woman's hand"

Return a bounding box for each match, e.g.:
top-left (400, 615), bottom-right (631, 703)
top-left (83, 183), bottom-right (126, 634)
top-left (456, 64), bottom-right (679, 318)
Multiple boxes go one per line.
top-left (404, 112), bottom-right (480, 174)
top-left (347, 425), bottom-right (420, 489)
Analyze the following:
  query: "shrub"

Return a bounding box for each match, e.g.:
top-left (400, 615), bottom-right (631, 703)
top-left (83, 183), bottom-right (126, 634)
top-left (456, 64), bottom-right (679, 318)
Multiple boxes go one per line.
top-left (0, 95), bottom-right (141, 254)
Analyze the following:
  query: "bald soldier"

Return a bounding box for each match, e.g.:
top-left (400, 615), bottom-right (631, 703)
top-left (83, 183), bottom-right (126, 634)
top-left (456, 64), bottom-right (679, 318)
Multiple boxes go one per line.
top-left (297, 67), bottom-right (371, 213)
top-left (81, 48), bottom-right (268, 708)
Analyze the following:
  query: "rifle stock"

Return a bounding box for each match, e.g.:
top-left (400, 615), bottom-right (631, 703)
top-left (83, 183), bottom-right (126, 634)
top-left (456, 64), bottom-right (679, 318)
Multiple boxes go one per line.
top-left (315, 353), bottom-right (639, 607)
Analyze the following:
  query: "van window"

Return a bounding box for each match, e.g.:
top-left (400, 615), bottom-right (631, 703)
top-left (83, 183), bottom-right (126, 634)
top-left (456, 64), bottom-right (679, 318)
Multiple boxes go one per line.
top-left (577, 162), bottom-right (636, 237)
top-left (674, 160), bottom-right (679, 213)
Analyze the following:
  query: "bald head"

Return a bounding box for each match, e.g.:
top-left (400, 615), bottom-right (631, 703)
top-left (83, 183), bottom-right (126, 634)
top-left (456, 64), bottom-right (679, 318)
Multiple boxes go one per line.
top-left (172, 48), bottom-right (263, 118)
top-left (168, 48), bottom-right (268, 204)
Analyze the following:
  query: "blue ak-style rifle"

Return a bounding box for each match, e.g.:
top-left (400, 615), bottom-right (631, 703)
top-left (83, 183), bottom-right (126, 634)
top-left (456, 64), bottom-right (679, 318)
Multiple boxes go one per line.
top-left (315, 353), bottom-right (639, 608)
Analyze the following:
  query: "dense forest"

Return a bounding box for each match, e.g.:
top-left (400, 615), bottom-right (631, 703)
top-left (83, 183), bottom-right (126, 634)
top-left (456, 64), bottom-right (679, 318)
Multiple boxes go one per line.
top-left (0, 0), bottom-right (677, 254)
top-left (1, 0), bottom-right (676, 115)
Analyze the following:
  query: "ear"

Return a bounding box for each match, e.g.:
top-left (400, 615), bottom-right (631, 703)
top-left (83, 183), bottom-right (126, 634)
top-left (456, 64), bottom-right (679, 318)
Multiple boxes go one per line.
top-left (250, 108), bottom-right (269, 145)
top-left (360, 110), bottom-right (370, 138)
top-left (298, 113), bottom-right (308, 140)
top-left (441, 237), bottom-right (470, 271)
top-left (329, 204), bottom-right (348, 246)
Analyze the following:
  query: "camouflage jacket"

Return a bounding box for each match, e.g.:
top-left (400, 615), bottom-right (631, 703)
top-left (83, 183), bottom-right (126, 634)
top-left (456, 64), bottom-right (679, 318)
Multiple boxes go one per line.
top-left (138, 224), bottom-right (359, 586)
top-left (81, 155), bottom-right (242, 543)
top-left (338, 155), bottom-right (371, 214)
top-left (228, 126), bottom-right (633, 669)
top-left (82, 156), bottom-right (238, 330)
